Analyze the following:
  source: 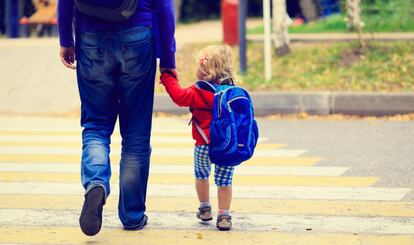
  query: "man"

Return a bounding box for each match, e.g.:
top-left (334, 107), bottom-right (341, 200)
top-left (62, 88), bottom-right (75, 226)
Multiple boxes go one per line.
top-left (57, 0), bottom-right (176, 236)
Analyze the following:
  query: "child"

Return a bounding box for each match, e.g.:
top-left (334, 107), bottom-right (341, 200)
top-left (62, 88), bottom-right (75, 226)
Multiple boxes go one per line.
top-left (160, 45), bottom-right (236, 231)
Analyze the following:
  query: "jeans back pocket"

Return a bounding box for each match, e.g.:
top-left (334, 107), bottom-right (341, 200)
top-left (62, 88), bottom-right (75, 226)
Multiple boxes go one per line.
top-left (122, 37), bottom-right (153, 77)
top-left (78, 45), bottom-right (104, 82)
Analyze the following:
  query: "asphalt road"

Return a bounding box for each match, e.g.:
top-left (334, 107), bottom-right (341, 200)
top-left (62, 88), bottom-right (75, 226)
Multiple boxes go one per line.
top-left (257, 118), bottom-right (414, 200)
top-left (0, 116), bottom-right (413, 244)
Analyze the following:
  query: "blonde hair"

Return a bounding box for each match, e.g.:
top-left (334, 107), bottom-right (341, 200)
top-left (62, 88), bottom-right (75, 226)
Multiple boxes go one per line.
top-left (196, 45), bottom-right (234, 85)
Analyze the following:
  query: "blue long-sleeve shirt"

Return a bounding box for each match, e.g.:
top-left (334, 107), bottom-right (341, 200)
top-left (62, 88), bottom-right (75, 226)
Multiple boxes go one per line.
top-left (57, 0), bottom-right (176, 68)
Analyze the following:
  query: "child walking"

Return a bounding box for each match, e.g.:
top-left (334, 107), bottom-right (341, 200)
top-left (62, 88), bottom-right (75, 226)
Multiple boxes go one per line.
top-left (160, 45), bottom-right (237, 231)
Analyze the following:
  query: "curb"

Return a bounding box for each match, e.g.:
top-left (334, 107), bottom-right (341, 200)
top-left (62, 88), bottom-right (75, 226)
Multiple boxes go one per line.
top-left (247, 33), bottom-right (414, 43)
top-left (154, 92), bottom-right (414, 116)
top-left (331, 92), bottom-right (414, 116)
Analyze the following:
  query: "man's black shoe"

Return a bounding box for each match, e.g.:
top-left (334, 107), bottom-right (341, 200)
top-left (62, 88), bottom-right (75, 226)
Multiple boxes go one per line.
top-left (79, 186), bottom-right (105, 236)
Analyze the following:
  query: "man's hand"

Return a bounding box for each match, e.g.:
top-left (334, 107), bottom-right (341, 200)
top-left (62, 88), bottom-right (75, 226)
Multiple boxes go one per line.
top-left (60, 47), bottom-right (76, 70)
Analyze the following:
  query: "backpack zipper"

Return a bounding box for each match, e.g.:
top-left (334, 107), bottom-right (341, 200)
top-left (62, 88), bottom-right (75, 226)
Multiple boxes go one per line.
top-left (227, 96), bottom-right (249, 112)
top-left (217, 87), bottom-right (236, 117)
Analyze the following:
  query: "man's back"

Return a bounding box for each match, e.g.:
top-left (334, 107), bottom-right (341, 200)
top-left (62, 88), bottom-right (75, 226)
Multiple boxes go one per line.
top-left (58, 0), bottom-right (176, 68)
top-left (70, 0), bottom-right (153, 32)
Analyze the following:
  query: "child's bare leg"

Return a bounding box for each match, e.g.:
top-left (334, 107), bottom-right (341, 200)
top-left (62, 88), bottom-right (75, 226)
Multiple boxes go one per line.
top-left (194, 145), bottom-right (213, 221)
top-left (215, 165), bottom-right (234, 230)
top-left (195, 179), bottom-right (210, 203)
top-left (215, 165), bottom-right (235, 212)
top-left (217, 186), bottom-right (232, 210)
top-left (216, 186), bottom-right (233, 230)
top-left (196, 179), bottom-right (213, 221)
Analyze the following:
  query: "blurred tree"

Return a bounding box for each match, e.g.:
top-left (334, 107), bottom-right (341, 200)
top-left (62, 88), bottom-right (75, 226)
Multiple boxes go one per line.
top-left (272, 0), bottom-right (290, 56)
top-left (346, 0), bottom-right (366, 48)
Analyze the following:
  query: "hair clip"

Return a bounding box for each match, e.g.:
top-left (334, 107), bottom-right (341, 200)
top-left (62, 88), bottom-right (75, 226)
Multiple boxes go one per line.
top-left (199, 57), bottom-right (207, 66)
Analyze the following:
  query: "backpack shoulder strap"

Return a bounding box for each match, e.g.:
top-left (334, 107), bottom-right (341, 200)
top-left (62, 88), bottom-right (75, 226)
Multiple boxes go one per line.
top-left (192, 80), bottom-right (216, 110)
top-left (194, 80), bottom-right (217, 93)
top-left (193, 118), bottom-right (209, 144)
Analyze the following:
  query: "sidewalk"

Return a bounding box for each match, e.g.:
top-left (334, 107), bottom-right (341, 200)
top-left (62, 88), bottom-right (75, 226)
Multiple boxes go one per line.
top-left (0, 20), bottom-right (413, 117)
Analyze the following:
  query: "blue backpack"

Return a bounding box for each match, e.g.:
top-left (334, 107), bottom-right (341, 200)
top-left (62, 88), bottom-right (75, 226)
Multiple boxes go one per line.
top-left (194, 80), bottom-right (259, 166)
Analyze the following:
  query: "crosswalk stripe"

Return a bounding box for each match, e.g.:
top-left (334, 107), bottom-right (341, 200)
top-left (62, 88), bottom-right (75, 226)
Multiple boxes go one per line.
top-left (0, 163), bottom-right (348, 176)
top-left (0, 141), bottom-right (286, 149)
top-left (1, 209), bottom-right (414, 234)
top-left (0, 130), bottom-right (191, 137)
top-left (0, 130), bottom-right (192, 137)
top-left (0, 147), bottom-right (306, 157)
top-left (0, 135), bottom-right (269, 144)
top-left (0, 155), bottom-right (321, 166)
top-left (1, 227), bottom-right (413, 245)
top-left (0, 172), bottom-right (378, 187)
top-left (0, 135), bottom-right (194, 143)
top-left (2, 195), bottom-right (413, 218)
top-left (0, 182), bottom-right (408, 201)
top-left (0, 117), bottom-right (188, 126)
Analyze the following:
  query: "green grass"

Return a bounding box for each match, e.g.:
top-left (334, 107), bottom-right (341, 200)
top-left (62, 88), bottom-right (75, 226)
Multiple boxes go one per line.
top-left (249, 14), bottom-right (348, 34)
top-left (248, 0), bottom-right (414, 34)
top-left (362, 0), bottom-right (414, 33)
top-left (164, 41), bottom-right (414, 93)
top-left (242, 41), bottom-right (414, 92)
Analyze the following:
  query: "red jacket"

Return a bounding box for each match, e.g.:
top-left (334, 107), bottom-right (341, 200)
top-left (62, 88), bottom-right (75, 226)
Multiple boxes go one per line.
top-left (160, 72), bottom-right (213, 146)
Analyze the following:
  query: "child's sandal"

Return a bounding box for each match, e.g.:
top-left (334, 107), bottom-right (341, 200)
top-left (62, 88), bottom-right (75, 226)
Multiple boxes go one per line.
top-left (197, 206), bottom-right (213, 221)
top-left (216, 214), bottom-right (232, 231)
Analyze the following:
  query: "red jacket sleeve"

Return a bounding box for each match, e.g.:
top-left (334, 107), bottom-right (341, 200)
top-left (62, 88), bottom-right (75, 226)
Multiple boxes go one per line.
top-left (160, 73), bottom-right (196, 107)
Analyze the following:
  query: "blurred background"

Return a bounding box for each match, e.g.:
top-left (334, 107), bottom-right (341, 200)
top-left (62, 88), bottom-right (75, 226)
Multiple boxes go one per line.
top-left (0, 0), bottom-right (413, 115)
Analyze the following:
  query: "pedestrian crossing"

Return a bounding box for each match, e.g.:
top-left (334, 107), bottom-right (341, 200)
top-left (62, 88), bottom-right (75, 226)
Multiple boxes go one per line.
top-left (0, 116), bottom-right (413, 244)
top-left (0, 146), bottom-right (306, 157)
top-left (2, 209), bottom-right (414, 234)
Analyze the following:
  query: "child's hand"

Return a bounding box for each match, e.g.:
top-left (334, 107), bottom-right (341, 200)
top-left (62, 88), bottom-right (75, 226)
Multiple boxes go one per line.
top-left (159, 68), bottom-right (178, 84)
top-left (160, 68), bottom-right (177, 77)
top-left (159, 68), bottom-right (178, 85)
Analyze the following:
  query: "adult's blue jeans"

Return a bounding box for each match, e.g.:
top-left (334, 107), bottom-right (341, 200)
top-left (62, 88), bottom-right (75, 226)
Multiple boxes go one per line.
top-left (76, 26), bottom-right (156, 229)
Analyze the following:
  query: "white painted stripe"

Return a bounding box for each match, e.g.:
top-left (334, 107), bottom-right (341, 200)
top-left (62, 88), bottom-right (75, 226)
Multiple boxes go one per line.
top-left (0, 136), bottom-right (191, 143)
top-left (0, 147), bottom-right (304, 157)
top-left (0, 126), bottom-right (191, 135)
top-left (0, 127), bottom-right (190, 133)
top-left (0, 182), bottom-right (409, 201)
top-left (0, 163), bottom-right (348, 176)
top-left (0, 117), bottom-right (188, 125)
top-left (0, 117), bottom-right (187, 124)
top-left (0, 126), bottom-right (81, 133)
top-left (1, 209), bottom-right (414, 234)
top-left (0, 136), bottom-right (269, 144)
top-left (0, 126), bottom-right (190, 133)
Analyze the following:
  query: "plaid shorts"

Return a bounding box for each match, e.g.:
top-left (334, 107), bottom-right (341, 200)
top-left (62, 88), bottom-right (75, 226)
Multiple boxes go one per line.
top-left (194, 145), bottom-right (235, 187)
